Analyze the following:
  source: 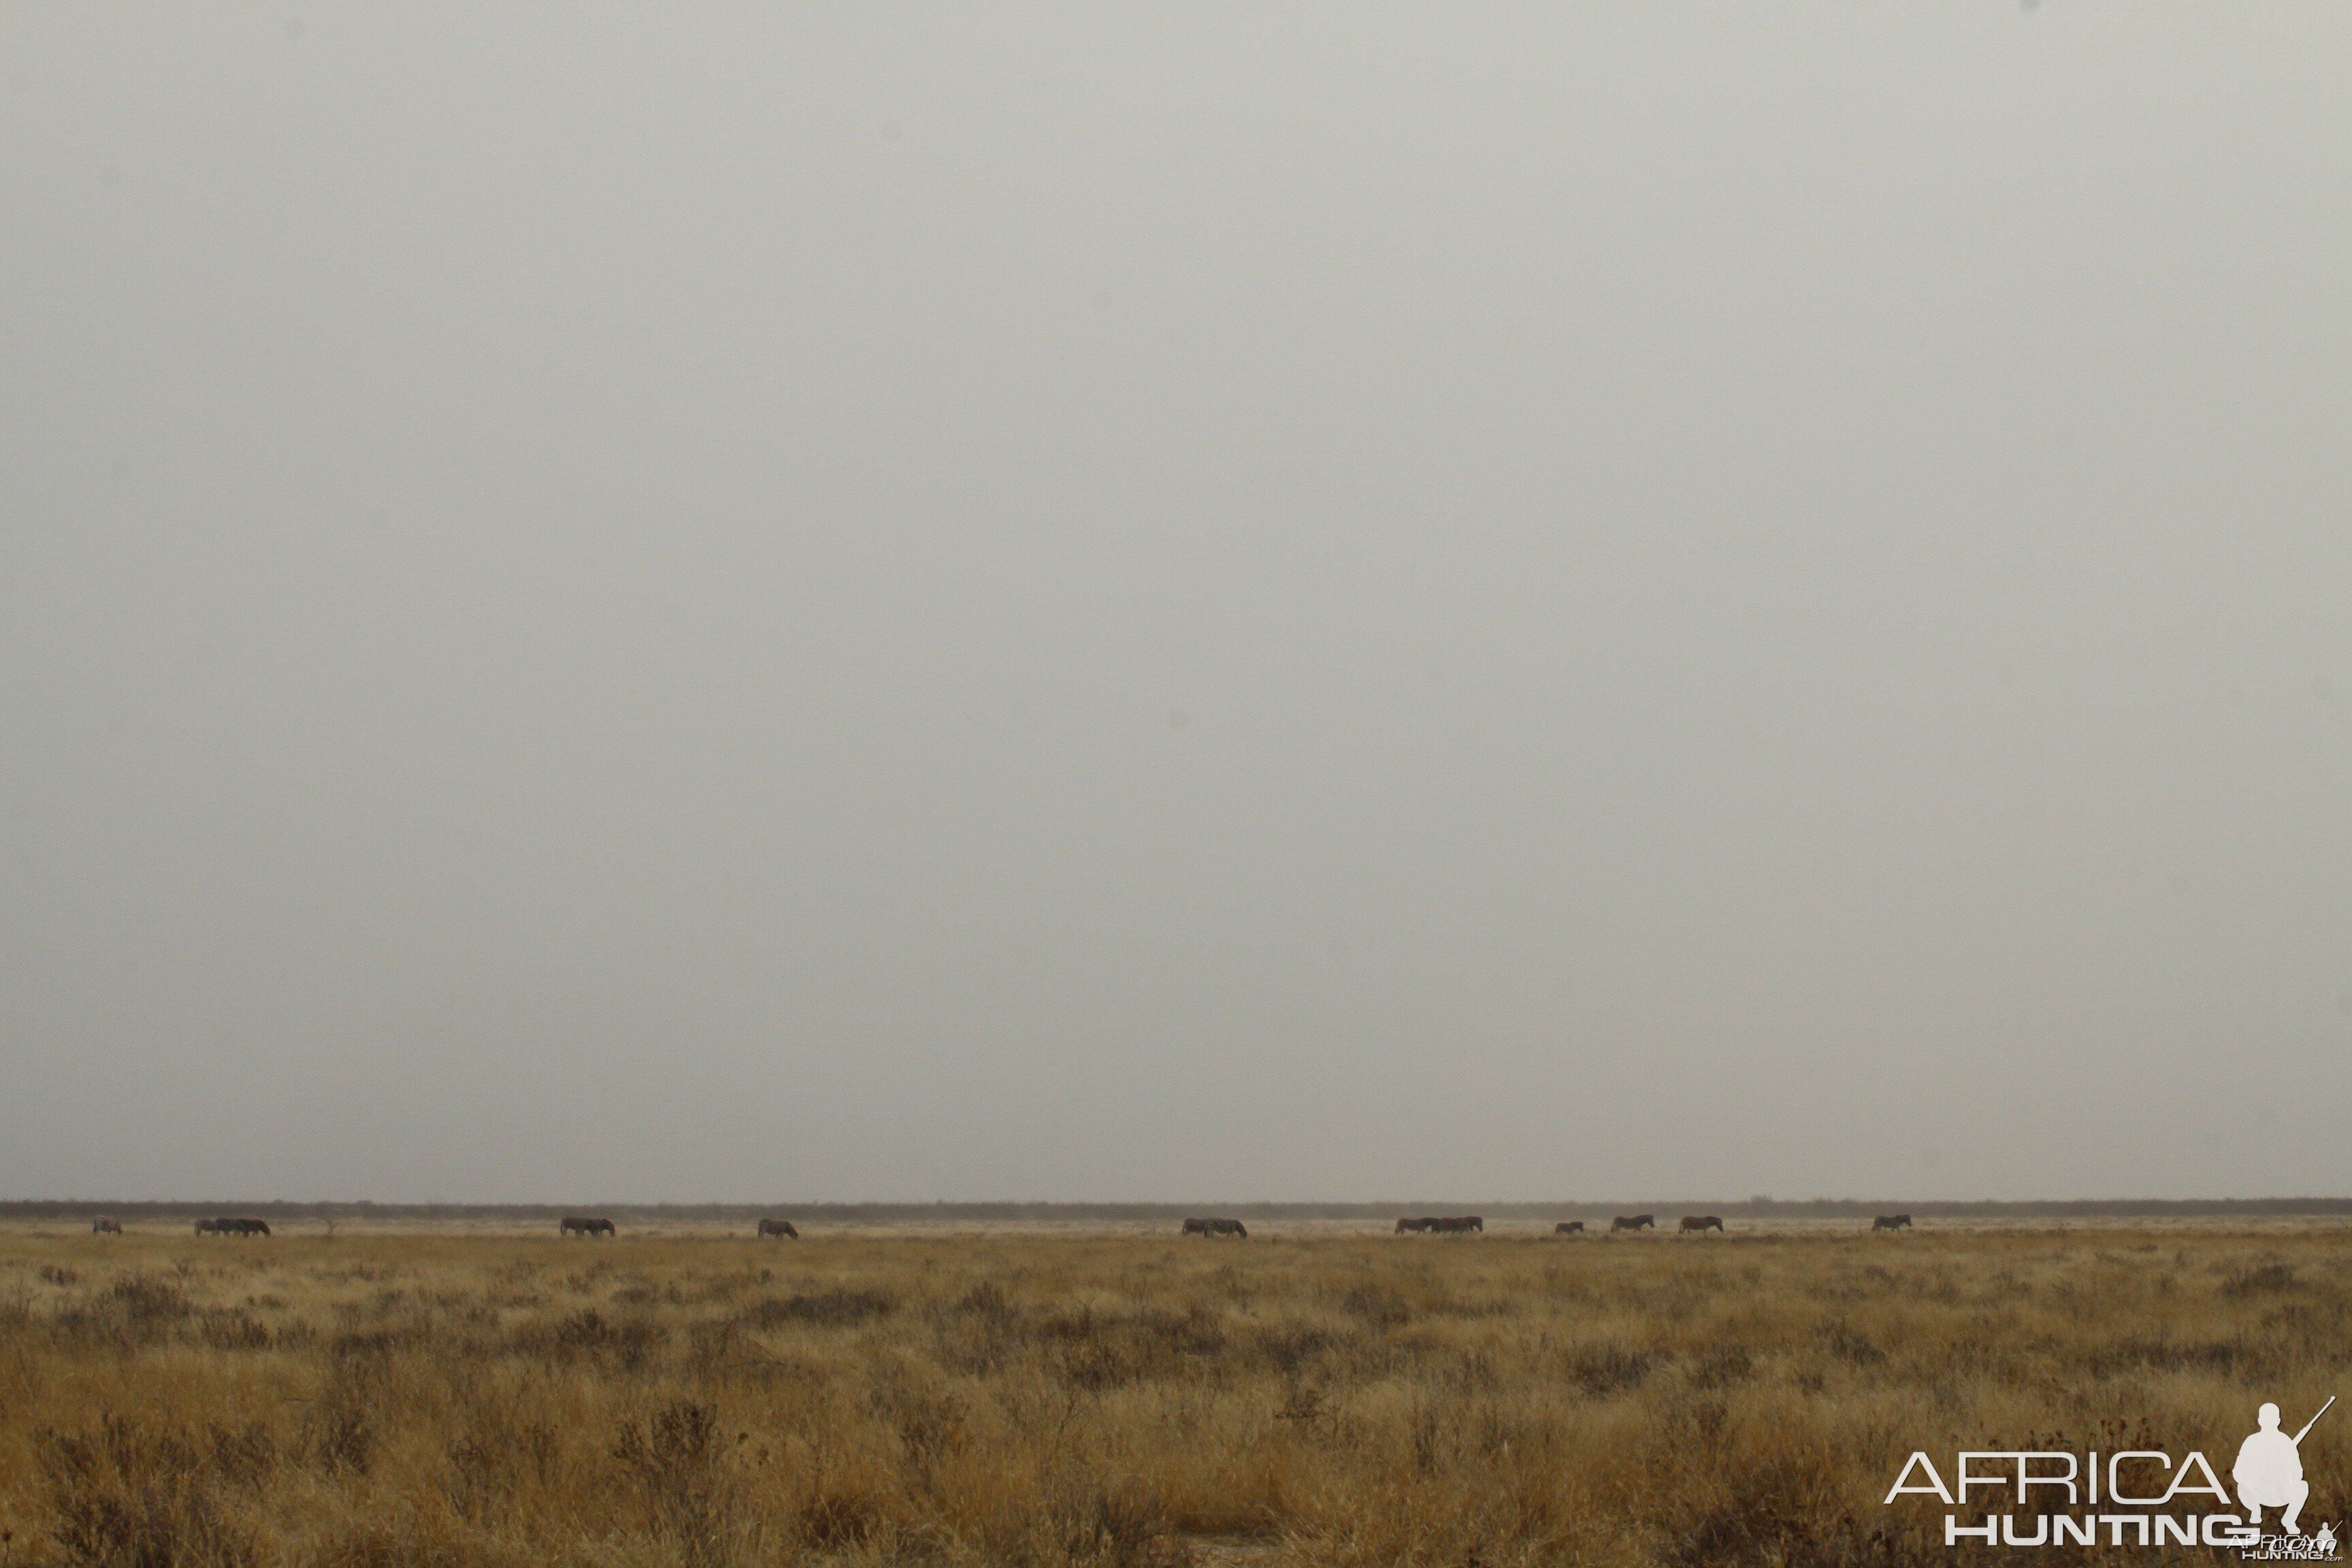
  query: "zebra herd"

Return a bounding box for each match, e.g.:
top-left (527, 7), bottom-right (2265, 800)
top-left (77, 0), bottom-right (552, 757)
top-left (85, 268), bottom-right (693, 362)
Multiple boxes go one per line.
top-left (560, 1217), bottom-right (796, 1237)
top-left (564, 1212), bottom-right (1917, 1239)
top-left (1181, 1217), bottom-right (1249, 1237)
top-left (80, 1215), bottom-right (267, 1237)
top-left (74, 1211), bottom-right (1926, 1239)
top-left (1217, 1212), bottom-right (1921, 1238)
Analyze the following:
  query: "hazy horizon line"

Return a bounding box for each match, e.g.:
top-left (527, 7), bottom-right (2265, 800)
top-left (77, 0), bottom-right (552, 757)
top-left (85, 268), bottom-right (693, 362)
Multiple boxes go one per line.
top-left (12, 1196), bottom-right (2352, 1218)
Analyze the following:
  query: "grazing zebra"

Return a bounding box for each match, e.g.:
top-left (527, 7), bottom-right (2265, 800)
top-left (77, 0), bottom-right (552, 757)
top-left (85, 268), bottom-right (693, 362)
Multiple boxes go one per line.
top-left (1610, 1214), bottom-right (1656, 1232)
top-left (1183, 1218), bottom-right (1247, 1237)
top-left (91, 1216), bottom-right (122, 1235)
top-left (232, 1218), bottom-right (272, 1237)
top-left (1554, 1221), bottom-right (1586, 1235)
top-left (1872, 1213), bottom-right (1913, 1232)
top-left (757, 1218), bottom-right (799, 1239)
top-left (194, 1218), bottom-right (229, 1236)
top-left (1678, 1215), bottom-right (1723, 1233)
top-left (560, 1216), bottom-right (615, 1237)
top-left (1432, 1215), bottom-right (1483, 1234)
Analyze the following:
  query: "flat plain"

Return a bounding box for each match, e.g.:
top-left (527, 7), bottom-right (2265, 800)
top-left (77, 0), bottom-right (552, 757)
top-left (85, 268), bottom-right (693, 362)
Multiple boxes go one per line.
top-left (1, 1221), bottom-right (2345, 1567)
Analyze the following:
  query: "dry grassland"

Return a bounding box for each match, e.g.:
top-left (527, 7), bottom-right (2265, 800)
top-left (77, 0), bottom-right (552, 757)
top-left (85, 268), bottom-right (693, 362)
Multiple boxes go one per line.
top-left (1, 1223), bottom-right (2346, 1567)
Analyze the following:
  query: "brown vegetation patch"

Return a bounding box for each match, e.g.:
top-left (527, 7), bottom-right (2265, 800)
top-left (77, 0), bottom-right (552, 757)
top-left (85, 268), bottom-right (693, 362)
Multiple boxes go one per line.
top-left (5, 1224), bottom-right (2349, 1566)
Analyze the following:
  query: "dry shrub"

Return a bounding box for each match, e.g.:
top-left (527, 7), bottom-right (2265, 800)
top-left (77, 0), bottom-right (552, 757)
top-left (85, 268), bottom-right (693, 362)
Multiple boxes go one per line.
top-left (2221, 1262), bottom-right (2301, 1297)
top-left (197, 1309), bottom-right (273, 1352)
top-left (109, 1276), bottom-right (194, 1324)
top-left (614, 1399), bottom-right (742, 1567)
top-left (1661, 1453), bottom-right (1926, 1568)
top-left (307, 1406), bottom-right (374, 1479)
top-left (1338, 1287), bottom-right (1411, 1330)
top-left (1042, 1474), bottom-right (1192, 1568)
top-left (867, 1371), bottom-right (970, 1473)
top-left (1571, 1345), bottom-right (1657, 1395)
top-left (799, 1488), bottom-right (885, 1549)
top-left (1817, 1321), bottom-right (1885, 1366)
top-left (741, 1286), bottom-right (895, 1328)
top-left (444, 1404), bottom-right (558, 1524)
top-left (515, 1307), bottom-right (664, 1369)
top-left (36, 1414), bottom-right (256, 1568)
top-left (2087, 1333), bottom-right (2264, 1378)
top-left (1689, 1344), bottom-right (1754, 1389)
top-left (310, 1515), bottom-right (510, 1568)
top-left (1248, 1323), bottom-right (1336, 1376)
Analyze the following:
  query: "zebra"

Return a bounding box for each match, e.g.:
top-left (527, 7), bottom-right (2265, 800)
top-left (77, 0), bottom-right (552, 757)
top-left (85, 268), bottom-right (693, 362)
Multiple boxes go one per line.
top-left (1554, 1221), bottom-right (1586, 1235)
top-left (560, 1216), bottom-right (615, 1237)
top-left (1678, 1215), bottom-right (1723, 1233)
top-left (1872, 1213), bottom-right (1913, 1232)
top-left (91, 1216), bottom-right (122, 1235)
top-left (1183, 1218), bottom-right (1247, 1237)
top-left (1610, 1214), bottom-right (1656, 1232)
top-left (757, 1218), bottom-right (800, 1239)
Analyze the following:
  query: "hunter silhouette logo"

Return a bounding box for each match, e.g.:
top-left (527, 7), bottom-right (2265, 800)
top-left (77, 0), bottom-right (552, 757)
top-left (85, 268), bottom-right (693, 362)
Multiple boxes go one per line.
top-left (2237, 1398), bottom-right (2338, 1561)
top-left (2238, 1399), bottom-right (2327, 1534)
top-left (1884, 1394), bottom-right (2338, 1555)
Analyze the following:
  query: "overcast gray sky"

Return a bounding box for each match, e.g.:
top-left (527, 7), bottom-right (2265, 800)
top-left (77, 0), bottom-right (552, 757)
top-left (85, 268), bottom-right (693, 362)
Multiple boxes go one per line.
top-left (3, 5), bottom-right (2347, 1205)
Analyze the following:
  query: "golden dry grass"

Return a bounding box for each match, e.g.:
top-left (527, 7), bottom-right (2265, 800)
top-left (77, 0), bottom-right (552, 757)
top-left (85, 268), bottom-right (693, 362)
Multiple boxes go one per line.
top-left (1, 1222), bottom-right (2347, 1566)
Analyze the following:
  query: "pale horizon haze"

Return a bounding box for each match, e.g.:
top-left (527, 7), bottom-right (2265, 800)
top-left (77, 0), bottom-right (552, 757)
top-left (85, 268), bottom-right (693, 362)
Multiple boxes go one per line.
top-left (3, 5), bottom-right (2348, 1204)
